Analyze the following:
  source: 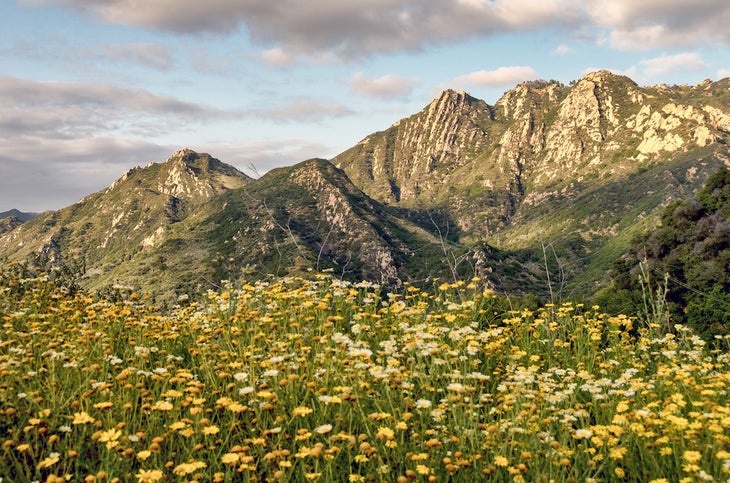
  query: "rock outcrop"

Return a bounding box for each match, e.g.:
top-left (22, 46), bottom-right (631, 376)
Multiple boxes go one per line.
top-left (1, 72), bottom-right (728, 300)
top-left (334, 71), bottom-right (730, 239)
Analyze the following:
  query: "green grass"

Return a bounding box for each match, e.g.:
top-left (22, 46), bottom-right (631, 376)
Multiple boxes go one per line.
top-left (2, 266), bottom-right (730, 482)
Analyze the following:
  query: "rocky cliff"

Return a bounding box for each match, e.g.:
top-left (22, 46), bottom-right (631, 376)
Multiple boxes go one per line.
top-left (0, 150), bottom-right (251, 287)
top-left (1, 72), bottom-right (729, 300)
top-left (334, 71), bottom-right (730, 240)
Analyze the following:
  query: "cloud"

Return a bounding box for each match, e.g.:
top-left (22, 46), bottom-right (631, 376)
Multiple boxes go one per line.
top-left (345, 72), bottom-right (420, 100)
top-left (0, 77), bottom-right (349, 210)
top-left (259, 48), bottom-right (296, 67)
top-left (247, 98), bottom-right (354, 122)
top-left (28, 0), bottom-right (581, 61)
top-left (0, 136), bottom-right (334, 211)
top-left (637, 52), bottom-right (708, 78)
top-left (454, 66), bottom-right (539, 88)
top-left (103, 43), bottom-right (175, 70)
top-left (0, 137), bottom-right (174, 212)
top-left (718, 69), bottom-right (730, 80)
top-left (29, 0), bottom-right (730, 60)
top-left (0, 76), bottom-right (201, 210)
top-left (0, 76), bottom-right (225, 140)
top-left (586, 0), bottom-right (730, 51)
top-left (553, 44), bottom-right (574, 55)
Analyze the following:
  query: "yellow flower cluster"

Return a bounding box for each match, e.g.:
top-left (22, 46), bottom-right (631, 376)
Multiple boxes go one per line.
top-left (2, 267), bottom-right (730, 481)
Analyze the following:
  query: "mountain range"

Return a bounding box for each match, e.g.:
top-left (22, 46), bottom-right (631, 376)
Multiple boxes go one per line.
top-left (1, 70), bottom-right (729, 301)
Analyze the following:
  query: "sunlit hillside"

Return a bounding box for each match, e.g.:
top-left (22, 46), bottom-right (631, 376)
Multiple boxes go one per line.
top-left (2, 265), bottom-right (730, 482)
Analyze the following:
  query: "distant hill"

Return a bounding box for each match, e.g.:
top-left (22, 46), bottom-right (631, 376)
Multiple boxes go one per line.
top-left (0, 209), bottom-right (40, 222)
top-left (1, 72), bottom-right (729, 304)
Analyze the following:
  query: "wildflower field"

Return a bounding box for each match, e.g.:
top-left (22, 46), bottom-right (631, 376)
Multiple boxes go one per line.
top-left (2, 266), bottom-right (730, 483)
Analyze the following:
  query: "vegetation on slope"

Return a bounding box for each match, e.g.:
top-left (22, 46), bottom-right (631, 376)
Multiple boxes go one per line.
top-left (598, 167), bottom-right (730, 339)
top-left (2, 265), bottom-right (730, 482)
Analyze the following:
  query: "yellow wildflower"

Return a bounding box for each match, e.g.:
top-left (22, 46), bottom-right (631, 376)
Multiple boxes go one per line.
top-left (494, 455), bottom-right (509, 467)
top-left (293, 406), bottom-right (313, 417)
top-left (173, 460), bottom-right (206, 476)
top-left (221, 453), bottom-right (240, 465)
top-left (610, 446), bottom-right (627, 460)
top-left (135, 469), bottom-right (164, 483)
top-left (151, 401), bottom-right (173, 411)
top-left (683, 450), bottom-right (702, 464)
top-left (72, 411), bottom-right (95, 425)
top-left (376, 426), bottom-right (395, 440)
top-left (136, 450), bottom-right (151, 461)
top-left (37, 452), bottom-right (60, 469)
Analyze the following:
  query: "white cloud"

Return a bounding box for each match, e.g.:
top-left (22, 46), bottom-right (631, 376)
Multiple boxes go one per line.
top-left (0, 135), bottom-right (336, 211)
top-left (554, 44), bottom-right (574, 55)
top-left (28, 0), bottom-right (580, 61)
top-left (259, 48), bottom-right (296, 67)
top-left (454, 66), bottom-right (539, 88)
top-left (0, 77), bottom-right (349, 210)
top-left (22, 0), bottom-right (730, 61)
top-left (638, 52), bottom-right (708, 78)
top-left (345, 72), bottom-right (420, 100)
top-left (0, 77), bottom-right (223, 140)
top-left (248, 98), bottom-right (354, 122)
top-left (718, 69), bottom-right (730, 80)
top-left (0, 137), bottom-right (174, 212)
top-left (103, 43), bottom-right (174, 70)
top-left (586, 0), bottom-right (730, 51)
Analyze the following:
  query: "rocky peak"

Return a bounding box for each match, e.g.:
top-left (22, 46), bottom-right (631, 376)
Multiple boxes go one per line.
top-left (426, 89), bottom-right (481, 116)
top-left (120, 149), bottom-right (251, 201)
top-left (333, 88), bottom-right (495, 204)
top-left (496, 80), bottom-right (563, 120)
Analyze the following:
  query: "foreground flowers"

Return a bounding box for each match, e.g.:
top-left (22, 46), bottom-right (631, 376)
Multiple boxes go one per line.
top-left (1, 268), bottom-right (730, 481)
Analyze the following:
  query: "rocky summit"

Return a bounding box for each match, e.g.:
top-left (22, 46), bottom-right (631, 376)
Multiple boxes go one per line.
top-left (1, 71), bottom-right (729, 301)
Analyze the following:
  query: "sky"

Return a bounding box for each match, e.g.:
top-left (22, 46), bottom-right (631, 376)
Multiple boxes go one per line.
top-left (1, 0), bottom-right (729, 212)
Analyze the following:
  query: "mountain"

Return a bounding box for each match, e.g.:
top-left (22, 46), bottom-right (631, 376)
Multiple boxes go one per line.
top-left (0, 209), bottom-right (40, 222)
top-left (0, 216), bottom-right (24, 237)
top-left (598, 166), bottom-right (730, 338)
top-left (0, 149), bottom-right (251, 294)
top-left (334, 71), bottom-right (730, 296)
top-left (1, 71), bottom-right (729, 301)
top-left (0, 153), bottom-right (495, 297)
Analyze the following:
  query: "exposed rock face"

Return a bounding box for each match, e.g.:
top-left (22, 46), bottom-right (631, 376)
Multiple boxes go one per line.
top-left (334, 89), bottom-right (495, 204)
top-left (0, 150), bottom-right (251, 278)
top-left (1, 72), bottom-right (729, 300)
top-left (0, 217), bottom-right (23, 237)
top-left (334, 71), bottom-right (730, 240)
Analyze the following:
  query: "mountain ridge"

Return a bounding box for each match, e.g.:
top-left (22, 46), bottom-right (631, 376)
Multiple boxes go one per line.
top-left (0, 209), bottom-right (41, 222)
top-left (1, 71), bottom-right (729, 301)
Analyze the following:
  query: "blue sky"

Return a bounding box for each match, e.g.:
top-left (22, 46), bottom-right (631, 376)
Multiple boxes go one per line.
top-left (1, 0), bottom-right (729, 212)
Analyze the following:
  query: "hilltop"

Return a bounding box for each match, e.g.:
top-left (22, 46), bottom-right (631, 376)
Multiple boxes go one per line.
top-left (1, 71), bottom-right (728, 303)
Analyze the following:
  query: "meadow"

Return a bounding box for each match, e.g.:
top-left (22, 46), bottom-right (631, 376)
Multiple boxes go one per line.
top-left (2, 263), bottom-right (730, 482)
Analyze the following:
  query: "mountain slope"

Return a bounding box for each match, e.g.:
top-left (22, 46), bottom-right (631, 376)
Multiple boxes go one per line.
top-left (333, 71), bottom-right (730, 297)
top-left (0, 149), bottom-right (251, 290)
top-left (335, 72), bottom-right (730, 235)
top-left (1, 72), bottom-right (729, 301)
top-left (149, 158), bottom-right (512, 294)
top-left (0, 209), bottom-right (40, 222)
top-left (0, 154), bottom-right (496, 298)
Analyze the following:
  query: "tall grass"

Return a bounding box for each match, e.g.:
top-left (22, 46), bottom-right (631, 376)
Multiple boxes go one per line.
top-left (1, 265), bottom-right (729, 482)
